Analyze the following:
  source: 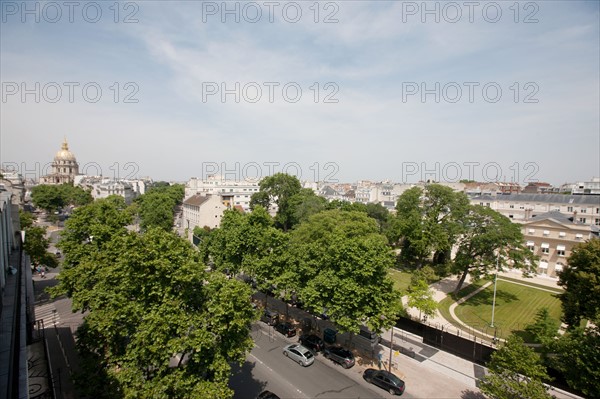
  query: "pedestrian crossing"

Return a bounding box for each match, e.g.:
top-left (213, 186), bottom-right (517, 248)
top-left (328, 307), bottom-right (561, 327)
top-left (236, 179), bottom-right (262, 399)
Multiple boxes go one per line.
top-left (35, 303), bottom-right (60, 327)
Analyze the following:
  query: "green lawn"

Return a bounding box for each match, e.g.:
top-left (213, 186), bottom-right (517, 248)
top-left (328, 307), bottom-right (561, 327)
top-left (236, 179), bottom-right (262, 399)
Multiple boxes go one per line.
top-left (447, 280), bottom-right (563, 340)
top-left (388, 269), bottom-right (412, 294)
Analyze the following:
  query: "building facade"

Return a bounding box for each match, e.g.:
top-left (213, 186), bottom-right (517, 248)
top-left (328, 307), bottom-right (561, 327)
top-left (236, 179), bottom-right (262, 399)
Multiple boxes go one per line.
top-left (182, 194), bottom-right (228, 240)
top-left (471, 194), bottom-right (600, 227)
top-left (185, 176), bottom-right (259, 212)
top-left (522, 211), bottom-right (598, 278)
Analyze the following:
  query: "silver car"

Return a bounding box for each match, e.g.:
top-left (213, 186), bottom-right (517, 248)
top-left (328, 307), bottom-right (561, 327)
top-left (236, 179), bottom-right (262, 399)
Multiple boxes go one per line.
top-left (282, 344), bottom-right (315, 367)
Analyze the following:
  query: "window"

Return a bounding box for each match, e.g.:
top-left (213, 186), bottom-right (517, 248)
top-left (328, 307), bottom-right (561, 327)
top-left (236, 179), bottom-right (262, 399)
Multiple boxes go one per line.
top-left (509, 214), bottom-right (514, 218)
top-left (527, 241), bottom-right (535, 252)
top-left (581, 208), bottom-right (587, 213)
top-left (541, 243), bottom-right (550, 254)
top-left (557, 245), bottom-right (566, 256)
top-left (555, 263), bottom-right (564, 272)
top-left (559, 231), bottom-right (566, 237)
top-left (596, 208), bottom-right (599, 214)
top-left (579, 218), bottom-right (587, 223)
top-left (509, 204), bottom-right (514, 209)
top-left (595, 218), bottom-right (600, 226)
top-left (543, 230), bottom-right (550, 236)
top-left (575, 233), bottom-right (584, 239)
top-left (528, 229), bottom-right (535, 234)
top-left (539, 260), bottom-right (548, 271)
top-left (567, 206), bottom-right (573, 212)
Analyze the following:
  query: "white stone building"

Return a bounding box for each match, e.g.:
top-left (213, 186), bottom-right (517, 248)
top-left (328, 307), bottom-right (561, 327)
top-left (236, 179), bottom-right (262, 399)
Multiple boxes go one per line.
top-left (182, 194), bottom-right (229, 240)
top-left (185, 176), bottom-right (259, 212)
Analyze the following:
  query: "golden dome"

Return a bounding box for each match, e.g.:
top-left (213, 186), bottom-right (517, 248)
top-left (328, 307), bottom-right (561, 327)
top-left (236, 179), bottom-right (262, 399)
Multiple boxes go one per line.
top-left (54, 138), bottom-right (77, 162)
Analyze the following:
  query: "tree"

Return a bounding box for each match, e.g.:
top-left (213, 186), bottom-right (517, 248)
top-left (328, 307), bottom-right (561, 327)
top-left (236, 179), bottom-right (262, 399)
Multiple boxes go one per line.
top-left (31, 184), bottom-right (67, 213)
top-left (406, 278), bottom-right (437, 321)
top-left (287, 210), bottom-right (402, 334)
top-left (548, 326), bottom-right (600, 397)
top-left (53, 198), bottom-right (257, 398)
top-left (524, 307), bottom-right (559, 345)
top-left (51, 195), bottom-right (133, 306)
top-left (452, 205), bottom-right (536, 293)
top-left (250, 173), bottom-right (302, 230)
top-left (206, 206), bottom-right (286, 297)
top-left (30, 183), bottom-right (92, 212)
top-left (23, 226), bottom-right (58, 269)
top-left (286, 188), bottom-right (327, 228)
top-left (19, 209), bottom-right (36, 229)
top-left (479, 335), bottom-right (552, 399)
top-left (393, 185), bottom-right (469, 267)
top-left (557, 238), bottom-right (600, 328)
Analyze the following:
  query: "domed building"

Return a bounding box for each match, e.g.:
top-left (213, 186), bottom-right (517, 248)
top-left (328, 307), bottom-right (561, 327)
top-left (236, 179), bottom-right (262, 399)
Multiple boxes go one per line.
top-left (40, 138), bottom-right (80, 184)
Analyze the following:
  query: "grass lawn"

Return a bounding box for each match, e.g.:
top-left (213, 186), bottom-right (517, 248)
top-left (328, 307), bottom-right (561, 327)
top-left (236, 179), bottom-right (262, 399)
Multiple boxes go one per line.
top-left (447, 279), bottom-right (563, 340)
top-left (388, 269), bottom-right (412, 294)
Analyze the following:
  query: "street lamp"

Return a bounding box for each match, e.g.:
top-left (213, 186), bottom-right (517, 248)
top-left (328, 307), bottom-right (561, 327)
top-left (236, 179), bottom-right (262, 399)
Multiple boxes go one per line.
top-left (490, 249), bottom-right (500, 328)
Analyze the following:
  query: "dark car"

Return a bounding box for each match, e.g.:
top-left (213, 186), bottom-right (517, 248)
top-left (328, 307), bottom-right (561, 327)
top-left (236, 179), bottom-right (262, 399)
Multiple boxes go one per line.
top-left (299, 334), bottom-right (325, 352)
top-left (257, 391), bottom-right (281, 399)
top-left (274, 322), bottom-right (296, 337)
top-left (323, 346), bottom-right (355, 369)
top-left (363, 369), bottom-right (405, 395)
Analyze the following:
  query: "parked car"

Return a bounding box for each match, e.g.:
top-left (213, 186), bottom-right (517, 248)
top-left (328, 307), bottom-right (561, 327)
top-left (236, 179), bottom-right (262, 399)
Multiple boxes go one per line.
top-left (299, 334), bottom-right (325, 352)
top-left (323, 346), bottom-right (355, 368)
top-left (282, 344), bottom-right (315, 367)
top-left (256, 391), bottom-right (281, 399)
top-left (274, 322), bottom-right (296, 337)
top-left (363, 369), bottom-right (405, 395)
top-left (261, 309), bottom-right (279, 326)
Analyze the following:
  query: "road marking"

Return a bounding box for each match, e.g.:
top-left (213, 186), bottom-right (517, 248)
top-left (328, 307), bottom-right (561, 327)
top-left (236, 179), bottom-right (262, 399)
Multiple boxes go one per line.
top-left (248, 353), bottom-right (308, 399)
top-left (35, 303), bottom-right (60, 327)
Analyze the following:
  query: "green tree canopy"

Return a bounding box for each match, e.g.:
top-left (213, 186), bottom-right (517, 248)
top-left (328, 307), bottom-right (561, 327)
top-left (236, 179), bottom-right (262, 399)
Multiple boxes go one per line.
top-left (23, 226), bottom-right (58, 269)
top-left (287, 210), bottom-right (402, 333)
top-left (51, 195), bottom-right (133, 306)
top-left (392, 185), bottom-right (469, 266)
top-left (480, 335), bottom-right (552, 399)
top-left (548, 326), bottom-right (600, 397)
top-left (557, 238), bottom-right (600, 328)
top-left (452, 205), bottom-right (537, 293)
top-left (31, 183), bottom-right (92, 212)
top-left (135, 184), bottom-right (184, 232)
top-left (52, 196), bottom-right (257, 398)
top-left (406, 278), bottom-right (437, 320)
top-left (250, 173), bottom-right (302, 230)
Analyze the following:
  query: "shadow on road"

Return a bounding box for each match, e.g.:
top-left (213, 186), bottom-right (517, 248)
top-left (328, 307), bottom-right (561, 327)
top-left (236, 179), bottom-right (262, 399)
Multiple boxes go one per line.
top-left (229, 360), bottom-right (267, 399)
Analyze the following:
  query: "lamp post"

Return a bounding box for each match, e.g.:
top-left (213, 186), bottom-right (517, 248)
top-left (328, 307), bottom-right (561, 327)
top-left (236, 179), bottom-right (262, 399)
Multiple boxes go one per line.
top-left (490, 249), bottom-right (500, 328)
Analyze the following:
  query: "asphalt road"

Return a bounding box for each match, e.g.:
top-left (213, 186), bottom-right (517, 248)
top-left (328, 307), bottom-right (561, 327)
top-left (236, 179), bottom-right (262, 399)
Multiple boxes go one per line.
top-left (229, 324), bottom-right (408, 399)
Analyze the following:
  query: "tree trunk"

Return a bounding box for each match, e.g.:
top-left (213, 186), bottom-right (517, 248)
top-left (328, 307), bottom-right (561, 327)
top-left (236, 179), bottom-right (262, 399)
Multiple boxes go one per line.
top-left (453, 268), bottom-right (470, 295)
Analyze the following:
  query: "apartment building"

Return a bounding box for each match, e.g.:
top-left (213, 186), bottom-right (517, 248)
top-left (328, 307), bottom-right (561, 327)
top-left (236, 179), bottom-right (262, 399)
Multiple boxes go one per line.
top-left (522, 211), bottom-right (598, 278)
top-left (182, 194), bottom-right (229, 241)
top-left (471, 194), bottom-right (600, 227)
top-left (185, 176), bottom-right (259, 212)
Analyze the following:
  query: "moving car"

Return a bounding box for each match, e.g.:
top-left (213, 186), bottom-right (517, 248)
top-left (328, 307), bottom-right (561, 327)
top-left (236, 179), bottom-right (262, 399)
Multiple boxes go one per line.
top-left (274, 322), bottom-right (296, 337)
top-left (323, 346), bottom-right (355, 368)
top-left (282, 344), bottom-right (315, 367)
top-left (363, 369), bottom-right (405, 395)
top-left (299, 334), bottom-right (324, 352)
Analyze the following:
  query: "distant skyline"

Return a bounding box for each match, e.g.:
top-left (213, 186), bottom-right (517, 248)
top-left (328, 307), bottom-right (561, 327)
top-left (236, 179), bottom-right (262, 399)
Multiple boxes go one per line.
top-left (2, 1), bottom-right (599, 185)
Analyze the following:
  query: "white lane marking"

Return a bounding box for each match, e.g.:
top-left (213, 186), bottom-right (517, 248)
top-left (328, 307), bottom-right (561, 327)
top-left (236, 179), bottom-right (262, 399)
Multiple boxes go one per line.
top-left (249, 352), bottom-right (308, 399)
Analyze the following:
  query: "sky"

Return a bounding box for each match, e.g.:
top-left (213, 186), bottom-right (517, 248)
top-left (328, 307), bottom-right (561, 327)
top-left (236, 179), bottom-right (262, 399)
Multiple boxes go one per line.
top-left (1, 0), bottom-right (599, 185)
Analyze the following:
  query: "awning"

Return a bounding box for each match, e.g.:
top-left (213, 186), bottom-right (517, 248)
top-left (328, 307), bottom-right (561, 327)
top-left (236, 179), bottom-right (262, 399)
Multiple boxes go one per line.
top-left (527, 241), bottom-right (535, 246)
top-left (539, 261), bottom-right (548, 269)
top-left (541, 243), bottom-right (550, 249)
top-left (557, 245), bottom-right (566, 251)
top-left (555, 263), bottom-right (564, 271)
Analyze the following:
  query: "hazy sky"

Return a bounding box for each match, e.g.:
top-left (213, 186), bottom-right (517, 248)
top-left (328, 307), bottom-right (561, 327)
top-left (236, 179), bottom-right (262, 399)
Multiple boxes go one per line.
top-left (1, 1), bottom-right (599, 185)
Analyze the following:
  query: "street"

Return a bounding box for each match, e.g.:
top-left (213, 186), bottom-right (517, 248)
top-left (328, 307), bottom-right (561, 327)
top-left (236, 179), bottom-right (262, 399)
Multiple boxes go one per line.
top-left (230, 324), bottom-right (393, 399)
